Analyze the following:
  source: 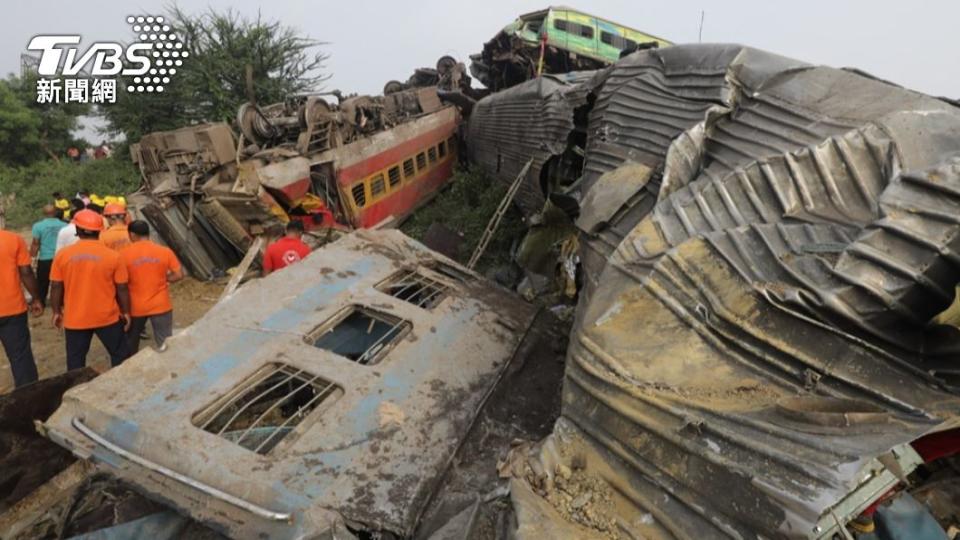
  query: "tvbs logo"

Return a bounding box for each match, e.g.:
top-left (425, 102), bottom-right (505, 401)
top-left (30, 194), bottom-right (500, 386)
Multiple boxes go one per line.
top-left (27, 15), bottom-right (187, 103)
top-left (28, 34), bottom-right (152, 76)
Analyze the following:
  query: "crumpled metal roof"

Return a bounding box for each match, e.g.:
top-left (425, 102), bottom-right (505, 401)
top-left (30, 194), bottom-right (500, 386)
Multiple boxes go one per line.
top-left (467, 71), bottom-right (595, 214)
top-left (514, 44), bottom-right (960, 538)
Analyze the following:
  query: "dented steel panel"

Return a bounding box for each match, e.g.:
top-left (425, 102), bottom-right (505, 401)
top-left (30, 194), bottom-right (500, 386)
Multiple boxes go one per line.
top-left (508, 44), bottom-right (960, 538)
top-left (43, 230), bottom-right (536, 539)
top-left (467, 72), bottom-right (593, 214)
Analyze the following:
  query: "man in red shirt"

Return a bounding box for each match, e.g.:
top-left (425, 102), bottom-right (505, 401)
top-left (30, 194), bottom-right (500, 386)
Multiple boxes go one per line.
top-left (50, 209), bottom-right (132, 371)
top-left (262, 221), bottom-right (311, 276)
top-left (122, 220), bottom-right (183, 353)
top-left (0, 230), bottom-right (43, 387)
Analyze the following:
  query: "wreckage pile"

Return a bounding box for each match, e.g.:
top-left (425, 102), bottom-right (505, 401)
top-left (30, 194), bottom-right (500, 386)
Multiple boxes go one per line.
top-left (468, 44), bottom-right (960, 538)
top-left (4, 19), bottom-right (960, 539)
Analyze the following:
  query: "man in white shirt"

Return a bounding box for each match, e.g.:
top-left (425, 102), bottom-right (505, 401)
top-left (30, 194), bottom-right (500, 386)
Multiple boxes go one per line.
top-left (55, 200), bottom-right (87, 254)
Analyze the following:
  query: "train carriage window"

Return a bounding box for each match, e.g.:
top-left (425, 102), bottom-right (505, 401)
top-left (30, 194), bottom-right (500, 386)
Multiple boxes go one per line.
top-left (192, 363), bottom-right (343, 455)
top-left (578, 24), bottom-right (593, 39)
top-left (602, 31), bottom-right (637, 50)
top-left (438, 141), bottom-right (447, 158)
top-left (554, 19), bottom-right (568, 32)
top-left (371, 174), bottom-right (386, 197)
top-left (403, 158), bottom-right (416, 178)
top-left (416, 152), bottom-right (427, 171)
top-left (351, 183), bottom-right (366, 208)
top-left (307, 307), bottom-right (410, 366)
top-left (388, 166), bottom-right (401, 188)
top-left (428, 147), bottom-right (437, 163)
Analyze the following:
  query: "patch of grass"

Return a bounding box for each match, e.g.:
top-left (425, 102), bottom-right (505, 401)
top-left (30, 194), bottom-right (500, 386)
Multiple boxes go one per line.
top-left (402, 167), bottom-right (526, 273)
top-left (0, 157), bottom-right (140, 228)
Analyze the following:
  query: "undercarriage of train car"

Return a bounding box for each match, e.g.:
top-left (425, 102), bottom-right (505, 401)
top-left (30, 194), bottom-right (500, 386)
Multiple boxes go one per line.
top-left (128, 74), bottom-right (463, 279)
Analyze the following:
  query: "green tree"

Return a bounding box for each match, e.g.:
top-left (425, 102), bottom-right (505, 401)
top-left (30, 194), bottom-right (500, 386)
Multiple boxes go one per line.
top-left (0, 75), bottom-right (89, 166)
top-left (103, 7), bottom-right (329, 143)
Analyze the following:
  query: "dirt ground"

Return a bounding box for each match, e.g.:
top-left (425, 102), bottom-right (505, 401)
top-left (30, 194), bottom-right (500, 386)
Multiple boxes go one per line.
top-left (0, 276), bottom-right (223, 394)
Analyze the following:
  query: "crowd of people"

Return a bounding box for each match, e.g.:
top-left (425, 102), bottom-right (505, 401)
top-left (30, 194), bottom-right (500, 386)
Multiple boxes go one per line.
top-left (65, 143), bottom-right (113, 163)
top-left (1, 192), bottom-right (314, 389)
top-left (0, 192), bottom-right (182, 388)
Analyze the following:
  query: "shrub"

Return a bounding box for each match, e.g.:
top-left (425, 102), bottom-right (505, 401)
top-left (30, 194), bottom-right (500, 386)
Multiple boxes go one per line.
top-left (0, 157), bottom-right (140, 229)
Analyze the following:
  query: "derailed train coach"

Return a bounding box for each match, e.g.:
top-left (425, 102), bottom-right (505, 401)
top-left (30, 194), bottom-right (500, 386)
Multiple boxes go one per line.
top-left (130, 81), bottom-right (460, 280)
top-left (40, 230), bottom-right (543, 539)
top-left (470, 44), bottom-right (960, 538)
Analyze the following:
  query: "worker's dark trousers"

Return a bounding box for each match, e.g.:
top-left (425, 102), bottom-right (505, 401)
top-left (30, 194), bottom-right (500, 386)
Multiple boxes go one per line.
top-left (127, 311), bottom-right (174, 353)
top-left (0, 311), bottom-right (39, 388)
top-left (65, 321), bottom-right (131, 371)
top-left (36, 259), bottom-right (53, 307)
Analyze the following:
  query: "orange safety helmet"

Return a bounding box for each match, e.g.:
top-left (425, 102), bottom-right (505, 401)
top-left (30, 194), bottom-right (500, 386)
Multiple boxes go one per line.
top-left (73, 209), bottom-right (105, 232)
top-left (103, 203), bottom-right (127, 217)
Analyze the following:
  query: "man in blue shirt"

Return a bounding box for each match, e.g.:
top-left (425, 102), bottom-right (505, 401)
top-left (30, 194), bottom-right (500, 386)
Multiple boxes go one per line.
top-left (31, 204), bottom-right (67, 307)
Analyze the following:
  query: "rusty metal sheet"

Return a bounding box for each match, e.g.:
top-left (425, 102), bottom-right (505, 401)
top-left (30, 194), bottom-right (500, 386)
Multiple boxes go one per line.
top-left (43, 230), bottom-right (537, 539)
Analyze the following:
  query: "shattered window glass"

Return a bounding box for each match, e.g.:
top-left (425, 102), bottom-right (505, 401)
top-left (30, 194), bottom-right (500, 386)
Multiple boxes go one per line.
top-left (192, 363), bottom-right (343, 455)
top-left (403, 158), bottom-right (416, 178)
top-left (378, 270), bottom-right (449, 310)
top-left (351, 183), bottom-right (366, 208)
top-left (308, 307), bottom-right (410, 366)
top-left (371, 174), bottom-right (386, 197)
top-left (416, 152), bottom-right (427, 171)
top-left (388, 166), bottom-right (402, 187)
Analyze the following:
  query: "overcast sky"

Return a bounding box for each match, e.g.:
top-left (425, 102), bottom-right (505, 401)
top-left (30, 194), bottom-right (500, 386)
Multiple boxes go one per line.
top-left (5, 0), bottom-right (959, 140)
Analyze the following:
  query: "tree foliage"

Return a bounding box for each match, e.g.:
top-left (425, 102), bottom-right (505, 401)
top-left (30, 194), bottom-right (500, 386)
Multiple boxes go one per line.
top-left (0, 75), bottom-right (89, 167)
top-left (103, 7), bottom-right (329, 143)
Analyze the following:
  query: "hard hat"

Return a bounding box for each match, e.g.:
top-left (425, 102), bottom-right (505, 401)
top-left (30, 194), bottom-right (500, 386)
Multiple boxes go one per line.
top-left (103, 203), bottom-right (127, 216)
top-left (73, 209), bottom-right (105, 232)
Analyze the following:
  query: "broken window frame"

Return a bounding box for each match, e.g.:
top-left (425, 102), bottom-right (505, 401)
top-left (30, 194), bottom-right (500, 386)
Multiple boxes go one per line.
top-left (426, 260), bottom-right (473, 284)
top-left (376, 269), bottom-right (451, 310)
top-left (305, 306), bottom-right (411, 366)
top-left (192, 362), bottom-right (343, 455)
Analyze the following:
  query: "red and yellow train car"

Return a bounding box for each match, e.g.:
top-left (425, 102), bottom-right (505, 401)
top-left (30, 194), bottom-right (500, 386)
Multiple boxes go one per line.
top-left (309, 106), bottom-right (459, 229)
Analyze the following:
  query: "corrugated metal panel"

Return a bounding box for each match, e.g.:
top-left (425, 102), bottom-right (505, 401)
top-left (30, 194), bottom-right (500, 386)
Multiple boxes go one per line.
top-left (467, 72), bottom-right (594, 214)
top-left (512, 44), bottom-right (960, 539)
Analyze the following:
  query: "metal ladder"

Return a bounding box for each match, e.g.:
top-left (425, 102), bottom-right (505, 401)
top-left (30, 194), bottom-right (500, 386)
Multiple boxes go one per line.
top-left (468, 158), bottom-right (533, 269)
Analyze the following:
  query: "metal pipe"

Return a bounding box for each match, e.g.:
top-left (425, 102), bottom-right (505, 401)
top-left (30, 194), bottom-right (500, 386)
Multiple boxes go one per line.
top-left (72, 417), bottom-right (292, 522)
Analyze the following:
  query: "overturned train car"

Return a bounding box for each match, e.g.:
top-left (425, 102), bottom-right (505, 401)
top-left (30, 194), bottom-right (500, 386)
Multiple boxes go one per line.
top-left (469, 44), bottom-right (960, 538)
top-left (130, 85), bottom-right (460, 280)
top-left (41, 230), bottom-right (539, 539)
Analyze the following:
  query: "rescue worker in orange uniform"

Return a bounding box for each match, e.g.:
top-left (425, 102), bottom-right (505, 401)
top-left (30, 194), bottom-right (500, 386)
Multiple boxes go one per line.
top-left (122, 220), bottom-right (183, 353)
top-left (0, 229), bottom-right (43, 387)
top-left (50, 209), bottom-right (132, 371)
top-left (100, 203), bottom-right (131, 252)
